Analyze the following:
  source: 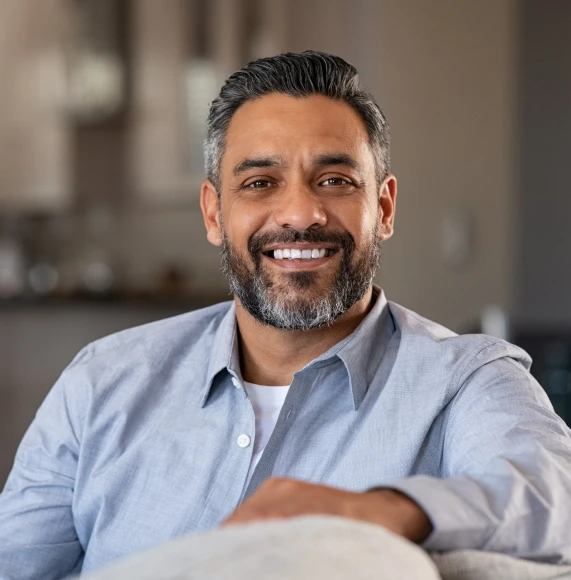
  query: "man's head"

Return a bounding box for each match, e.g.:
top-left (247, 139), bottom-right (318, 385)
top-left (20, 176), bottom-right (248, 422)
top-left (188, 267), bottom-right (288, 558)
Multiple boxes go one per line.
top-left (200, 51), bottom-right (397, 331)
top-left (205, 51), bottom-right (390, 192)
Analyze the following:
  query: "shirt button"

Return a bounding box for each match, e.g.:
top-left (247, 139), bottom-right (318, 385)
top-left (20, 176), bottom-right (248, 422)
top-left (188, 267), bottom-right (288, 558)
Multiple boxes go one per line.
top-left (231, 377), bottom-right (242, 389)
top-left (237, 434), bottom-right (251, 448)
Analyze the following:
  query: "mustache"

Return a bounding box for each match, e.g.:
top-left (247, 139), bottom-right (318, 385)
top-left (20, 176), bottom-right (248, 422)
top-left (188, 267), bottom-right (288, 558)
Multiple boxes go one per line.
top-left (248, 229), bottom-right (356, 256)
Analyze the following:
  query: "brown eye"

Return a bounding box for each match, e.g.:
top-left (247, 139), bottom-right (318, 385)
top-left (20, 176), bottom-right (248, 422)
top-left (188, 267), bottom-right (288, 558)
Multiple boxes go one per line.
top-left (247, 180), bottom-right (271, 189)
top-left (320, 177), bottom-right (351, 186)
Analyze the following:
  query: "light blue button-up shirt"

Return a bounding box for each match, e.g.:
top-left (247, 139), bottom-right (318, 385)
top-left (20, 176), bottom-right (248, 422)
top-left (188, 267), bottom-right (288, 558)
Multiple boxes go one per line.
top-left (1, 290), bottom-right (571, 578)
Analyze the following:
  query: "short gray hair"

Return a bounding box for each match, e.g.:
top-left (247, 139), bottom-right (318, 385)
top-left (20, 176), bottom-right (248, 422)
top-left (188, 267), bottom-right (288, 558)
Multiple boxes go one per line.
top-left (204, 50), bottom-right (390, 193)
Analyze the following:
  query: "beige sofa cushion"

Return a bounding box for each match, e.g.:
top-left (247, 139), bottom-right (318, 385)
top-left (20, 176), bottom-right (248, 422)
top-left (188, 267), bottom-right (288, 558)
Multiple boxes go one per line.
top-left (80, 516), bottom-right (571, 580)
top-left (433, 550), bottom-right (571, 580)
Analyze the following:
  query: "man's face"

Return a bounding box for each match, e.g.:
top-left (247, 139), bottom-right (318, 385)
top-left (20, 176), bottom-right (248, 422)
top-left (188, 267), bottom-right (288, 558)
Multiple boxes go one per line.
top-left (202, 93), bottom-right (395, 330)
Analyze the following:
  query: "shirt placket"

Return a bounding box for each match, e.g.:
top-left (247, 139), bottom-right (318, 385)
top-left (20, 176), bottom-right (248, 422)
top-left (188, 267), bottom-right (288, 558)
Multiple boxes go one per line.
top-left (241, 366), bottom-right (320, 501)
top-left (193, 372), bottom-right (256, 529)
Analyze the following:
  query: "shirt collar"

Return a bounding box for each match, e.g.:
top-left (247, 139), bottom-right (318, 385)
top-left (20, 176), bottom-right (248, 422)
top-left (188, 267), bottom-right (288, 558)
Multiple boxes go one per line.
top-left (200, 302), bottom-right (241, 407)
top-left (333, 286), bottom-right (395, 409)
top-left (200, 286), bottom-right (395, 410)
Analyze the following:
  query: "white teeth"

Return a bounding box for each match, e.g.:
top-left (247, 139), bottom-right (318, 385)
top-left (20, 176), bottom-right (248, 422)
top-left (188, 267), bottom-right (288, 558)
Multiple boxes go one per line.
top-left (270, 248), bottom-right (330, 259)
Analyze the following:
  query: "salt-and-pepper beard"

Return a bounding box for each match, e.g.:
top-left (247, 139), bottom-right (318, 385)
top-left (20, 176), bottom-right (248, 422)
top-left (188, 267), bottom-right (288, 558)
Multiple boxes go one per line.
top-left (220, 219), bottom-right (382, 331)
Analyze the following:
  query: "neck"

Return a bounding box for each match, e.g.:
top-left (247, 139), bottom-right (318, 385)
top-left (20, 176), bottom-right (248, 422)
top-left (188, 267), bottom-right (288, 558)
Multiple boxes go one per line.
top-left (236, 287), bottom-right (375, 386)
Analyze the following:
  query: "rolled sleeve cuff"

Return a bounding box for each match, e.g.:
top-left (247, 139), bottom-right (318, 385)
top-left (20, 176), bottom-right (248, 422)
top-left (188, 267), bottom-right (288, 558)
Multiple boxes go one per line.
top-left (383, 475), bottom-right (497, 552)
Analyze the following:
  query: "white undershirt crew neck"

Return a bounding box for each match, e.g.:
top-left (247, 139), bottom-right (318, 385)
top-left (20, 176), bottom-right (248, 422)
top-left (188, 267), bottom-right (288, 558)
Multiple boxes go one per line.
top-left (243, 381), bottom-right (290, 483)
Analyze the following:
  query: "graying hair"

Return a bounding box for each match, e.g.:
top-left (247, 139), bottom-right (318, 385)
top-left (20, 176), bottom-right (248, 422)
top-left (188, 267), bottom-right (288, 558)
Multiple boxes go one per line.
top-left (204, 50), bottom-right (390, 193)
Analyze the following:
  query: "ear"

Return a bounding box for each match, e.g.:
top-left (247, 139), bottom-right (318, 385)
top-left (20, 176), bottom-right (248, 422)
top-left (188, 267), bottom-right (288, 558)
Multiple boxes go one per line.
top-left (200, 179), bottom-right (223, 247)
top-left (377, 174), bottom-right (397, 241)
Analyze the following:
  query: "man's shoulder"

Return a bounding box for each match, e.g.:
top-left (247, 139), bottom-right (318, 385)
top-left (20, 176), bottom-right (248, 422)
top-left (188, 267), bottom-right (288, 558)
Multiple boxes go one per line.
top-left (74, 300), bottom-right (234, 367)
top-left (387, 300), bottom-right (458, 341)
top-left (387, 300), bottom-right (532, 374)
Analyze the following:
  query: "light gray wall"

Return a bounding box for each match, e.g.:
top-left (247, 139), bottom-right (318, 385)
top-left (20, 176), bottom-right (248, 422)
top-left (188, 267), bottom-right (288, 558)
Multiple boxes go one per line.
top-left (375, 0), bottom-right (518, 331)
top-left (518, 0), bottom-right (571, 326)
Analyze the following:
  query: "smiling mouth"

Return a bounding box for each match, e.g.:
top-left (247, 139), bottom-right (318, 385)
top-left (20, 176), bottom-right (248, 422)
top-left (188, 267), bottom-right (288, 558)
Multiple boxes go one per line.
top-left (263, 248), bottom-right (338, 260)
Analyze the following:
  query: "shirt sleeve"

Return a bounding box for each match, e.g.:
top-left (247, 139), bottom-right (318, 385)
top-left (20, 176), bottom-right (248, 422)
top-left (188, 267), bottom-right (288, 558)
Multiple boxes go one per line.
top-left (387, 355), bottom-right (571, 563)
top-left (0, 352), bottom-right (88, 580)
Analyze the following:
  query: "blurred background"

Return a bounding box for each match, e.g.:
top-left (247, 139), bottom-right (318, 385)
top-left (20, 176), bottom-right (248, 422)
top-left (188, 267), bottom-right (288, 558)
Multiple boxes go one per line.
top-left (1, 0), bottom-right (571, 484)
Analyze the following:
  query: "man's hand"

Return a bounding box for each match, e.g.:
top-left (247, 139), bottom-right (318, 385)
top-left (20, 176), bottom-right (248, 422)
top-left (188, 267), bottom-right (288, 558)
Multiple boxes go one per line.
top-left (222, 477), bottom-right (432, 543)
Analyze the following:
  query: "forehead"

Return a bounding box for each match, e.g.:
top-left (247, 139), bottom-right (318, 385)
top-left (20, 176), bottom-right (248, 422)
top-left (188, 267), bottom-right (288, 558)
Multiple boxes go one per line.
top-left (221, 93), bottom-right (374, 174)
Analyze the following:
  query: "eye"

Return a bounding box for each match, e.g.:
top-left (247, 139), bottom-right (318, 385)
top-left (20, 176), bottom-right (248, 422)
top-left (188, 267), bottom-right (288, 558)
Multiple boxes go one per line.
top-left (320, 177), bottom-right (352, 186)
top-left (245, 179), bottom-right (272, 189)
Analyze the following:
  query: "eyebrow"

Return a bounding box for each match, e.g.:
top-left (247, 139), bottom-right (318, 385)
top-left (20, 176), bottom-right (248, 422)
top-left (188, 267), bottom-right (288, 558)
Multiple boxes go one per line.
top-left (313, 153), bottom-right (363, 173)
top-left (232, 156), bottom-right (283, 177)
top-left (231, 152), bottom-right (363, 177)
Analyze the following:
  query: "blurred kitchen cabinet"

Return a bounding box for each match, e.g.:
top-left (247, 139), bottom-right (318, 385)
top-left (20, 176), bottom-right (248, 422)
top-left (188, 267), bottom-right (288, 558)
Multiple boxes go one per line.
top-left (129, 0), bottom-right (194, 204)
top-left (129, 0), bottom-right (287, 205)
top-left (0, 0), bottom-right (72, 212)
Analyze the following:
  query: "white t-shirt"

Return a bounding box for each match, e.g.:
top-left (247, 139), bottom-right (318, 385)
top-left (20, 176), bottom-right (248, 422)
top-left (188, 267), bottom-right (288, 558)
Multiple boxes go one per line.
top-left (243, 381), bottom-right (290, 484)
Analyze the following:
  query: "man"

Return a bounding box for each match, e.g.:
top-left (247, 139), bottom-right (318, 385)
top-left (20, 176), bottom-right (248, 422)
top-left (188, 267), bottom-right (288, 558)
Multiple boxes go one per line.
top-left (1, 51), bottom-right (571, 579)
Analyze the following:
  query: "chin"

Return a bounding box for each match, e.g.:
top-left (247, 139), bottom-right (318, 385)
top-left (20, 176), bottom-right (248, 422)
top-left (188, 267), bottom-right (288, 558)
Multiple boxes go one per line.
top-left (271, 274), bottom-right (336, 299)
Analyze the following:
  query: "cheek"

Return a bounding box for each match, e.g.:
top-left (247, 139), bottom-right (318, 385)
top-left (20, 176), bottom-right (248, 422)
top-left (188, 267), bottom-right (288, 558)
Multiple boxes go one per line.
top-left (327, 200), bottom-right (378, 240)
top-left (223, 202), bottom-right (269, 245)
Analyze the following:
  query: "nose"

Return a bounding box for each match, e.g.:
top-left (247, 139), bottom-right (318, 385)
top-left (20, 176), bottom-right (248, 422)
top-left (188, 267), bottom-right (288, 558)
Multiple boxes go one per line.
top-left (273, 184), bottom-right (328, 231)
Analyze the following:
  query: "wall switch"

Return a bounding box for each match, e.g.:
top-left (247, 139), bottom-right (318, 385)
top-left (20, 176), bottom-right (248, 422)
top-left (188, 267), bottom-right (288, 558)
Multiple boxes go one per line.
top-left (441, 209), bottom-right (472, 268)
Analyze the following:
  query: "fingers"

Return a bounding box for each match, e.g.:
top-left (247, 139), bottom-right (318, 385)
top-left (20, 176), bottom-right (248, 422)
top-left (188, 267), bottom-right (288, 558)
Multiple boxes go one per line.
top-left (221, 477), bottom-right (354, 527)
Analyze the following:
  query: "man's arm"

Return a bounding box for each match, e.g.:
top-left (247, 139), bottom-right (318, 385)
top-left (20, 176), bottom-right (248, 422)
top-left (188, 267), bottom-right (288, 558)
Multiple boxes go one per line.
top-left (0, 357), bottom-right (86, 580)
top-left (223, 477), bottom-right (432, 542)
top-left (223, 356), bottom-right (571, 562)
top-left (387, 356), bottom-right (571, 562)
